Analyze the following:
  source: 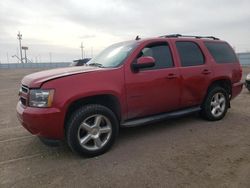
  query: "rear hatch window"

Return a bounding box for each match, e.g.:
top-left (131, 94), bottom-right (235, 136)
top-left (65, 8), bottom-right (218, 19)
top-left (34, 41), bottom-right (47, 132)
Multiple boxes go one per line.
top-left (204, 42), bottom-right (238, 64)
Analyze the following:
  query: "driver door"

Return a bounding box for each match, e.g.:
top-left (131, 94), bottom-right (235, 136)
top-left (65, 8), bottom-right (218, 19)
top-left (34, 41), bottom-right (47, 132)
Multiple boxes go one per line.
top-left (125, 42), bottom-right (181, 119)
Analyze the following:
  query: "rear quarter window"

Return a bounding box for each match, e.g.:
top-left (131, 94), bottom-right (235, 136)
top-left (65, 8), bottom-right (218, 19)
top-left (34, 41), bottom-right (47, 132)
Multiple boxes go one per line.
top-left (204, 42), bottom-right (238, 64)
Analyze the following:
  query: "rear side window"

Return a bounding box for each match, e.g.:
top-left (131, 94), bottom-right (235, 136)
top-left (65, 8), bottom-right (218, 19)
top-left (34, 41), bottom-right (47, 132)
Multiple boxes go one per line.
top-left (176, 42), bottom-right (204, 67)
top-left (205, 42), bottom-right (238, 63)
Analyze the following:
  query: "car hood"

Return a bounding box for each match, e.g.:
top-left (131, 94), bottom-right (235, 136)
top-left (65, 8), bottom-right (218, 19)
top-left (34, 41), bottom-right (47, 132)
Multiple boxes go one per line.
top-left (22, 66), bottom-right (102, 88)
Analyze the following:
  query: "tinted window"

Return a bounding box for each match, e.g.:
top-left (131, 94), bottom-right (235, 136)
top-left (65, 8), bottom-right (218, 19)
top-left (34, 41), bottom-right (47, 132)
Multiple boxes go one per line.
top-left (176, 42), bottom-right (204, 67)
top-left (138, 43), bottom-right (173, 70)
top-left (205, 42), bottom-right (238, 63)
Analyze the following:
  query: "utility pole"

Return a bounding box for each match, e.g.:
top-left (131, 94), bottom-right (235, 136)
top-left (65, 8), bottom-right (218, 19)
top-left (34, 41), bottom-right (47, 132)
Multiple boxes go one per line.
top-left (6, 53), bottom-right (9, 63)
top-left (80, 42), bottom-right (84, 59)
top-left (91, 47), bottom-right (93, 58)
top-left (49, 52), bottom-right (52, 63)
top-left (17, 31), bottom-right (23, 63)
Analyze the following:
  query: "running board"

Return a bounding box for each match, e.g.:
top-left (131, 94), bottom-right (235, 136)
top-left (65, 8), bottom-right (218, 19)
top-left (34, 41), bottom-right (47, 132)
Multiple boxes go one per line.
top-left (121, 106), bottom-right (201, 127)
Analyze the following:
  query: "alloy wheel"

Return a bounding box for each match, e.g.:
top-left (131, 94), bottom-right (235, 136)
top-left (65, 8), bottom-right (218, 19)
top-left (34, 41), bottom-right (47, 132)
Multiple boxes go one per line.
top-left (210, 92), bottom-right (226, 117)
top-left (77, 114), bottom-right (112, 151)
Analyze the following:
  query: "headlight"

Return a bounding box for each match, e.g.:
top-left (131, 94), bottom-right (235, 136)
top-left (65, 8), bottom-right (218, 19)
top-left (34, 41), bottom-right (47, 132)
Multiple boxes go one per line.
top-left (246, 74), bottom-right (250, 80)
top-left (29, 89), bottom-right (54, 107)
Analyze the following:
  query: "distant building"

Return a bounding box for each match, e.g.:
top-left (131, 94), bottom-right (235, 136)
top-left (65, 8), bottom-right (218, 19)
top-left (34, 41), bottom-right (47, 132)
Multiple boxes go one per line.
top-left (237, 52), bottom-right (250, 65)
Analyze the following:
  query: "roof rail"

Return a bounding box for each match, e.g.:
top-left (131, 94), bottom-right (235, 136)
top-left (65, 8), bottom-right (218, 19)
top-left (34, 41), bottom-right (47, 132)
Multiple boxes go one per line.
top-left (160, 34), bottom-right (219, 40)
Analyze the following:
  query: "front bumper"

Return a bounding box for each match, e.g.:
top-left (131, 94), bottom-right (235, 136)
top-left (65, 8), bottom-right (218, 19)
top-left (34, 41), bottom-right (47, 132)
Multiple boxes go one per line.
top-left (16, 101), bottom-right (64, 139)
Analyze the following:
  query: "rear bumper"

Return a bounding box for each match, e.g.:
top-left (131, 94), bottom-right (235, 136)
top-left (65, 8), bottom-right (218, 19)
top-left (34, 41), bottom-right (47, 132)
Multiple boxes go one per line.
top-left (16, 102), bottom-right (64, 139)
top-left (231, 81), bottom-right (243, 99)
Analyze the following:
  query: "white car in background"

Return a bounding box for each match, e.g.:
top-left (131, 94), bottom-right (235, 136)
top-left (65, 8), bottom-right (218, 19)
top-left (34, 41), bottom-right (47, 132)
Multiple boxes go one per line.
top-left (246, 73), bottom-right (250, 91)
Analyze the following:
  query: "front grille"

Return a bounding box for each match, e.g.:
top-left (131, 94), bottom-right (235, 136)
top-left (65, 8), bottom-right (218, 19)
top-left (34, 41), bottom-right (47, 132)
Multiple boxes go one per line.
top-left (20, 97), bottom-right (27, 106)
top-left (21, 85), bottom-right (29, 93)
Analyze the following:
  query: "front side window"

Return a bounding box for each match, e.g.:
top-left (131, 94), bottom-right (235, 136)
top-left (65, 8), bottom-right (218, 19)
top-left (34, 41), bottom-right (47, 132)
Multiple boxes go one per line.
top-left (87, 41), bottom-right (137, 68)
top-left (204, 42), bottom-right (238, 64)
top-left (176, 41), bottom-right (205, 67)
top-left (138, 43), bottom-right (173, 70)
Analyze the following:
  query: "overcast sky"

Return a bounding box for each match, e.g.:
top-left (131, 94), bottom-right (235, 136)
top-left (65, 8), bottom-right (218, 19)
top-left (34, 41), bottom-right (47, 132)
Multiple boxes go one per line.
top-left (0, 0), bottom-right (250, 63)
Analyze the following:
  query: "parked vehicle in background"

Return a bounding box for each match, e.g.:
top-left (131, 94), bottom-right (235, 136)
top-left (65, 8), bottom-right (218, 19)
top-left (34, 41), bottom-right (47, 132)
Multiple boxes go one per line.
top-left (17, 34), bottom-right (243, 157)
top-left (245, 73), bottom-right (250, 91)
top-left (70, 58), bottom-right (91, 66)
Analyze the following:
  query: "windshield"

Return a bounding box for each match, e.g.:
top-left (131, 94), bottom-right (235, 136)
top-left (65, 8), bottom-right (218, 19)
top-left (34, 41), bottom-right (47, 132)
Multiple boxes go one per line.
top-left (86, 41), bottom-right (137, 68)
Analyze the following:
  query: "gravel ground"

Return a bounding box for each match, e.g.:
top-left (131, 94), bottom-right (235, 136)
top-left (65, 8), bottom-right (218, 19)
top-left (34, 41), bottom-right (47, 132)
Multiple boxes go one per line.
top-left (0, 67), bottom-right (250, 188)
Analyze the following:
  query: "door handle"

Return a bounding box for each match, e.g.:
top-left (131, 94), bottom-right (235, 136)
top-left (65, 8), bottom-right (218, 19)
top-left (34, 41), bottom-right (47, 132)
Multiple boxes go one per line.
top-left (202, 69), bottom-right (211, 75)
top-left (166, 73), bottom-right (177, 79)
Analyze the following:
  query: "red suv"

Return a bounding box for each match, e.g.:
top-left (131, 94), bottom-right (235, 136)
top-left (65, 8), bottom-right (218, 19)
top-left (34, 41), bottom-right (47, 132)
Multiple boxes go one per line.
top-left (17, 34), bottom-right (243, 156)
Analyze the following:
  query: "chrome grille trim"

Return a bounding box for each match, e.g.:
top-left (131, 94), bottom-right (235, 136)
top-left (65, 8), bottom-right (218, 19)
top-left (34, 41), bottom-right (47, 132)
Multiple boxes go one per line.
top-left (21, 85), bottom-right (29, 94)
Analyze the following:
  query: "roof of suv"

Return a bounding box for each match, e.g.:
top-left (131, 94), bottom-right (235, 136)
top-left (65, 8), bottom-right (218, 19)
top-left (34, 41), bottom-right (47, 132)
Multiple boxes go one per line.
top-left (134, 34), bottom-right (225, 44)
top-left (159, 34), bottom-right (220, 40)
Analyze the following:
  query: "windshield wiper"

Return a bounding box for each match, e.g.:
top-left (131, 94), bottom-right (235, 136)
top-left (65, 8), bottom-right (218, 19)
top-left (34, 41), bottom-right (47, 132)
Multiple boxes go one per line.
top-left (88, 63), bottom-right (105, 68)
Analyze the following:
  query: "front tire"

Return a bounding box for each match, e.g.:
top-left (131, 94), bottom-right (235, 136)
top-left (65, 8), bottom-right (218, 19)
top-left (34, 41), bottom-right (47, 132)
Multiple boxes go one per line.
top-left (66, 104), bottom-right (119, 157)
top-left (201, 87), bottom-right (229, 121)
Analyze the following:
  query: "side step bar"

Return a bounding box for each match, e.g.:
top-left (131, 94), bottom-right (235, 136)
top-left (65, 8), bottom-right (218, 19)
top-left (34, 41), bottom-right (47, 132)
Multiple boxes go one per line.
top-left (121, 106), bottom-right (201, 128)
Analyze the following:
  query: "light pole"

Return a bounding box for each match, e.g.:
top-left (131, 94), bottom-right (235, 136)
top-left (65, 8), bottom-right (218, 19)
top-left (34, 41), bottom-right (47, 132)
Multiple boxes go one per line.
top-left (12, 55), bottom-right (22, 62)
top-left (80, 42), bottom-right (84, 59)
top-left (17, 31), bottom-right (23, 63)
top-left (22, 46), bottom-right (28, 63)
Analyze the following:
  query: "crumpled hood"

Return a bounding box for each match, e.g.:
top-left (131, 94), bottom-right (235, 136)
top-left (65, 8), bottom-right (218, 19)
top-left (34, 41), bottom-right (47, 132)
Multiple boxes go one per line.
top-left (22, 66), bottom-right (101, 88)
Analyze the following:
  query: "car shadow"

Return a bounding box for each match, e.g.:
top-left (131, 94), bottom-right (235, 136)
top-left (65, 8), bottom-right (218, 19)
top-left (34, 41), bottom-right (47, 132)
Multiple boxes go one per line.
top-left (117, 113), bottom-right (201, 144)
top-left (39, 113), bottom-right (201, 159)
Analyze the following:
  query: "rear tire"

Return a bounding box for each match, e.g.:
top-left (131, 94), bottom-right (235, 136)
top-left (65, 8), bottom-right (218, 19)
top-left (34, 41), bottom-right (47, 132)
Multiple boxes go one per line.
top-left (66, 104), bottom-right (119, 157)
top-left (201, 87), bottom-right (229, 121)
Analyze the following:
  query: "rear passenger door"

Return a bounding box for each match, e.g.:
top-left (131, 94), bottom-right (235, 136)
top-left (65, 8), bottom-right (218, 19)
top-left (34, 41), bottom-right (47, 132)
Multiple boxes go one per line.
top-left (175, 41), bottom-right (212, 107)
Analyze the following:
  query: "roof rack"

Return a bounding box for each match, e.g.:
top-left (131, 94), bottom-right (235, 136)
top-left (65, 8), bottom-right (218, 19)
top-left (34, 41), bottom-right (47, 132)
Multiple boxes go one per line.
top-left (160, 34), bottom-right (219, 40)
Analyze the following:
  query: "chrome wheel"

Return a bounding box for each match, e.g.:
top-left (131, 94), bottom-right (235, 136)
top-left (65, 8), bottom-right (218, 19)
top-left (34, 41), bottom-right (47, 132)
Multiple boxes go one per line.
top-left (210, 92), bottom-right (226, 117)
top-left (77, 114), bottom-right (112, 151)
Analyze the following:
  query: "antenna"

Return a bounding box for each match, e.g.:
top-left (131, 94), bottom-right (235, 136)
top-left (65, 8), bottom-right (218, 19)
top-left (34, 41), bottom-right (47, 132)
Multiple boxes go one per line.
top-left (135, 35), bottom-right (141, 40)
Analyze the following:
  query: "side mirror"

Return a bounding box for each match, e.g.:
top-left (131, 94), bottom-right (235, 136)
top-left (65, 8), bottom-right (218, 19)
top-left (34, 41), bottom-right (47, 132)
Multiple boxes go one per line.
top-left (132, 56), bottom-right (155, 71)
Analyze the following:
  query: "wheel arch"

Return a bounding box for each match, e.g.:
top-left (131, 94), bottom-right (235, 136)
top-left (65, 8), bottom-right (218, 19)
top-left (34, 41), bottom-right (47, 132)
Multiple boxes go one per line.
top-left (207, 78), bottom-right (232, 96)
top-left (64, 94), bottom-right (122, 130)
top-left (202, 78), bottom-right (232, 106)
